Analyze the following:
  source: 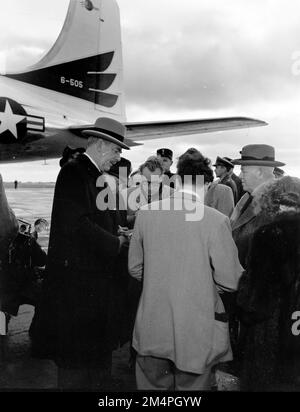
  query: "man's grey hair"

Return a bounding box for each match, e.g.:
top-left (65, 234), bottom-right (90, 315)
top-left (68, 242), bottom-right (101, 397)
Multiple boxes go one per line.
top-left (86, 137), bottom-right (113, 149)
top-left (86, 136), bottom-right (100, 148)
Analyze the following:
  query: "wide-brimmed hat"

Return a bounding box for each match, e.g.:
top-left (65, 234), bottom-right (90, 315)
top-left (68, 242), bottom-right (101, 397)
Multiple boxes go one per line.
top-left (213, 156), bottom-right (234, 169)
top-left (232, 144), bottom-right (285, 167)
top-left (81, 117), bottom-right (130, 150)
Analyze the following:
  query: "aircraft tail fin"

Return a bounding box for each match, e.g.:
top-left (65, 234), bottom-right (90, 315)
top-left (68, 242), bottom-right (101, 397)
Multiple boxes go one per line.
top-left (5, 0), bottom-right (125, 115)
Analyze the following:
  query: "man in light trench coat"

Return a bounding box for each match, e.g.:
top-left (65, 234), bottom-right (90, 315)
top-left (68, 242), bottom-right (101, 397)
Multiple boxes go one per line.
top-left (128, 156), bottom-right (242, 391)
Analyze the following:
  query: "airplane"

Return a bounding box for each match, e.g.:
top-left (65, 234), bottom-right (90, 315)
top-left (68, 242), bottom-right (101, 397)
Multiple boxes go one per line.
top-left (0, 0), bottom-right (267, 163)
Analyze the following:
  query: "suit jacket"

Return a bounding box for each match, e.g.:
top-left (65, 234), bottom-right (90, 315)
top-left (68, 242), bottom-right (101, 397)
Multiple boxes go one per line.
top-left (219, 175), bottom-right (238, 204)
top-left (129, 191), bottom-right (242, 374)
top-left (31, 154), bottom-right (127, 366)
top-left (205, 181), bottom-right (234, 217)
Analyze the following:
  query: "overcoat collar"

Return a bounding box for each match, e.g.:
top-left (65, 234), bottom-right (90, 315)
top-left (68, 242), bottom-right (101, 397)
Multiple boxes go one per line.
top-left (231, 193), bottom-right (256, 230)
top-left (77, 153), bottom-right (102, 179)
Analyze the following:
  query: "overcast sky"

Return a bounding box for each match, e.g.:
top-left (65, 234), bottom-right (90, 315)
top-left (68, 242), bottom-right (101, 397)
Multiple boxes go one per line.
top-left (0, 0), bottom-right (300, 181)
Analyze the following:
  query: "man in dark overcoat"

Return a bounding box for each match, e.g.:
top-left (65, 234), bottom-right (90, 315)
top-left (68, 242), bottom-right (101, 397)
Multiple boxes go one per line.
top-left (31, 117), bottom-right (130, 389)
top-left (230, 144), bottom-right (285, 268)
top-left (228, 144), bottom-right (285, 366)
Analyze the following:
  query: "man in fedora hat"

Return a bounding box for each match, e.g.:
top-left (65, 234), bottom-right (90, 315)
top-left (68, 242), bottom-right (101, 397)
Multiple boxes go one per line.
top-left (31, 117), bottom-right (131, 389)
top-left (231, 144), bottom-right (285, 267)
top-left (228, 144), bottom-right (285, 365)
top-left (213, 156), bottom-right (238, 204)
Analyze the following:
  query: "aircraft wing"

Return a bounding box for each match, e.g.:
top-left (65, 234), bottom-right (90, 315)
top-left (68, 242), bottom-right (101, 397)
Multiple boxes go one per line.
top-left (69, 116), bottom-right (267, 147)
top-left (124, 117), bottom-right (268, 142)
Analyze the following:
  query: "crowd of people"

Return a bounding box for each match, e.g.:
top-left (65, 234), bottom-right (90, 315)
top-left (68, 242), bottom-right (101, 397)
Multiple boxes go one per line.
top-left (0, 196), bottom-right (48, 331)
top-left (1, 116), bottom-right (300, 391)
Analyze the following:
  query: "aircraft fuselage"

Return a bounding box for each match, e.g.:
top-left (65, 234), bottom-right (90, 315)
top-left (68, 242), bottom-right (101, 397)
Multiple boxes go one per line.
top-left (0, 75), bottom-right (124, 162)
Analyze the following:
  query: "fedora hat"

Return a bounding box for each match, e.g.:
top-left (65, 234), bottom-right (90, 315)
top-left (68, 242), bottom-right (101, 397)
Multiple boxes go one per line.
top-left (232, 144), bottom-right (285, 167)
top-left (81, 117), bottom-right (130, 150)
top-left (213, 156), bottom-right (234, 169)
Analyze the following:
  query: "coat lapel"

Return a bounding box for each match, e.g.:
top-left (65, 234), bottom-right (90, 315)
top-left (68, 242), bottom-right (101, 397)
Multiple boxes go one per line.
top-left (231, 193), bottom-right (256, 231)
top-left (77, 154), bottom-right (119, 226)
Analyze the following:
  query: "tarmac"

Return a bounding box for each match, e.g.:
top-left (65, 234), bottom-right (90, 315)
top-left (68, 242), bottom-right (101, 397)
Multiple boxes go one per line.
top-left (0, 304), bottom-right (239, 391)
top-left (0, 304), bottom-right (136, 390)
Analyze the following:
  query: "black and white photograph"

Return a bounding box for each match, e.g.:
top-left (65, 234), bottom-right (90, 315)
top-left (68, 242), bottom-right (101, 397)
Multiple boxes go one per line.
top-left (1, 0), bottom-right (300, 394)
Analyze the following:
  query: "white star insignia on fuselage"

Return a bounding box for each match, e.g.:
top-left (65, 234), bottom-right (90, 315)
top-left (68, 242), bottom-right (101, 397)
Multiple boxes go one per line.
top-left (0, 100), bottom-right (26, 139)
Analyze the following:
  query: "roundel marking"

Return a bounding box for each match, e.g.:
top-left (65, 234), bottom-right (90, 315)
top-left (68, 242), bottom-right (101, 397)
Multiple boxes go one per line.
top-left (0, 97), bottom-right (28, 143)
